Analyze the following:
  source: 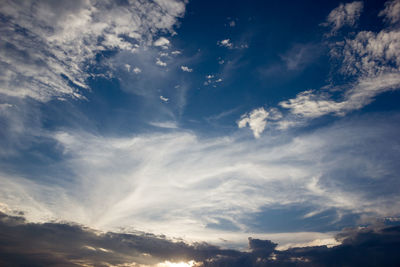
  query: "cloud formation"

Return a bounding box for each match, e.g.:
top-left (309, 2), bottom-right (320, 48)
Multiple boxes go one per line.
top-left (379, 0), bottom-right (400, 24)
top-left (322, 1), bottom-right (363, 34)
top-left (1, 211), bottom-right (399, 266)
top-left (2, 113), bottom-right (400, 248)
top-left (245, 0), bottom-right (400, 126)
top-left (237, 108), bottom-right (282, 138)
top-left (0, 0), bottom-right (186, 101)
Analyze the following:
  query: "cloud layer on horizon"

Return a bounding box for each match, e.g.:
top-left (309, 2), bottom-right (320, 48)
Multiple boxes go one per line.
top-left (0, 211), bottom-right (400, 266)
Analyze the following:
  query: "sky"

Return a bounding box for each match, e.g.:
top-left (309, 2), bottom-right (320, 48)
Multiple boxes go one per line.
top-left (0, 0), bottom-right (400, 266)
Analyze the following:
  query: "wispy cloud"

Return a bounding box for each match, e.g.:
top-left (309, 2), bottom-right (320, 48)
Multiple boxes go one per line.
top-left (0, 0), bottom-right (186, 102)
top-left (322, 1), bottom-right (363, 34)
top-left (245, 0), bottom-right (400, 128)
top-left (1, 114), bottom-right (400, 247)
top-left (379, 0), bottom-right (400, 24)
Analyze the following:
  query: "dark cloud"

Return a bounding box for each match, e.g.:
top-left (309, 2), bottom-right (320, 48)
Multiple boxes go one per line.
top-left (0, 211), bottom-right (241, 266)
top-left (1, 211), bottom-right (400, 266)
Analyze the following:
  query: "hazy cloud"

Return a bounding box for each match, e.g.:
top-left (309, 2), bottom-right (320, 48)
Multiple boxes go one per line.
top-left (322, 1), bottom-right (363, 34)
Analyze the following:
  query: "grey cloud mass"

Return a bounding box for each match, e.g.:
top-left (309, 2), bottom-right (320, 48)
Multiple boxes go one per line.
top-left (1, 211), bottom-right (400, 266)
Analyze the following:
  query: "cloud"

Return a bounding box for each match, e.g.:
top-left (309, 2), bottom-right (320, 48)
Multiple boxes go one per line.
top-left (379, 0), bottom-right (400, 25)
top-left (2, 210), bottom-right (399, 267)
top-left (133, 67), bottom-right (142, 74)
top-left (0, 0), bottom-right (186, 102)
top-left (322, 1), bottom-right (363, 34)
top-left (237, 107), bottom-right (282, 138)
top-left (338, 30), bottom-right (400, 77)
top-left (1, 113), bottom-right (400, 249)
top-left (181, 66), bottom-right (193, 72)
top-left (261, 2), bottom-right (400, 124)
top-left (149, 121), bottom-right (178, 129)
top-left (217, 39), bottom-right (233, 48)
top-left (237, 108), bottom-right (269, 138)
top-left (280, 11), bottom-right (400, 119)
top-left (0, 211), bottom-right (241, 266)
top-left (160, 95), bottom-right (169, 102)
top-left (154, 37), bottom-right (171, 49)
top-left (280, 73), bottom-right (400, 118)
top-left (204, 75), bottom-right (223, 87)
top-left (156, 58), bottom-right (168, 67)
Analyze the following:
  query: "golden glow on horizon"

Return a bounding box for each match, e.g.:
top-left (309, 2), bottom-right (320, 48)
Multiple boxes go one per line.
top-left (156, 260), bottom-right (196, 267)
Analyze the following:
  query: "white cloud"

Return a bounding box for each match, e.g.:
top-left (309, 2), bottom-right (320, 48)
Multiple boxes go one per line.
top-left (379, 0), bottom-right (400, 24)
top-left (180, 66), bottom-right (193, 72)
top-left (149, 121), bottom-right (178, 128)
top-left (0, 0), bottom-right (186, 102)
top-left (204, 74), bottom-right (223, 87)
top-left (322, 1), bottom-right (363, 34)
top-left (124, 64), bottom-right (131, 72)
top-left (154, 37), bottom-right (170, 49)
top-left (217, 39), bottom-right (233, 48)
top-left (280, 73), bottom-right (400, 118)
top-left (339, 30), bottom-right (400, 77)
top-left (133, 67), bottom-right (142, 74)
top-left (156, 58), bottom-right (167, 67)
top-left (171, 50), bottom-right (181, 55)
top-left (237, 108), bottom-right (269, 138)
top-left (160, 95), bottom-right (169, 102)
top-left (275, 2), bottom-right (400, 122)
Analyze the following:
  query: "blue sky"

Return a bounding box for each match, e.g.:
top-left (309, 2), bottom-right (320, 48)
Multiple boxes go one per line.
top-left (1, 0), bottom-right (400, 265)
